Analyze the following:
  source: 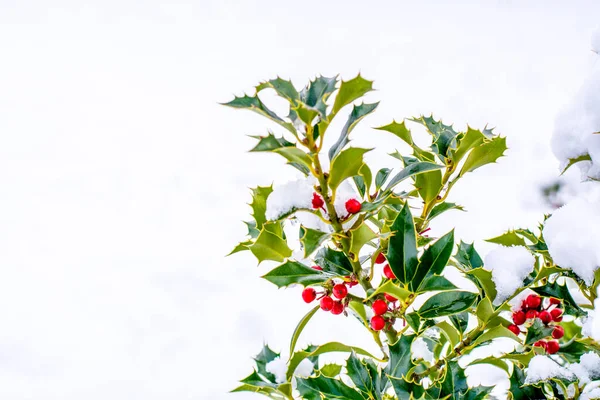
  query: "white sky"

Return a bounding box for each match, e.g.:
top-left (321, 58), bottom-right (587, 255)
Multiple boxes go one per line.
top-left (0, 1), bottom-right (598, 399)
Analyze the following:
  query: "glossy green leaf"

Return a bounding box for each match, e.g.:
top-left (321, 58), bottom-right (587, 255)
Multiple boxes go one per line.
top-left (415, 168), bottom-right (442, 203)
top-left (249, 133), bottom-right (294, 152)
top-left (253, 344), bottom-right (280, 383)
top-left (262, 261), bottom-right (327, 287)
top-left (314, 247), bottom-right (354, 275)
top-left (328, 147), bottom-right (372, 190)
top-left (383, 162), bottom-right (444, 194)
top-left (386, 334), bottom-right (415, 378)
top-left (320, 363), bottom-right (343, 378)
top-left (428, 202), bottom-right (465, 221)
top-left (467, 268), bottom-right (497, 301)
top-left (450, 311), bottom-right (470, 336)
top-left (256, 77), bottom-right (299, 103)
top-left (300, 75), bottom-right (337, 118)
top-left (418, 291), bottom-right (477, 319)
top-left (472, 326), bottom-right (520, 347)
top-left (410, 115), bottom-right (459, 160)
top-left (222, 94), bottom-right (295, 133)
top-left (375, 168), bottom-right (392, 191)
top-left (375, 120), bottom-right (413, 145)
top-left (455, 241), bottom-right (484, 270)
top-left (300, 226), bottom-right (331, 258)
top-left (532, 280), bottom-right (586, 317)
top-left (273, 147), bottom-right (313, 173)
top-left (329, 102), bottom-right (379, 160)
top-left (332, 74), bottom-right (374, 115)
top-left (287, 342), bottom-right (377, 380)
top-left (296, 375), bottom-right (364, 400)
top-left (405, 312), bottom-right (421, 332)
top-left (346, 352), bottom-right (378, 397)
top-left (228, 240), bottom-right (252, 256)
top-left (349, 223), bottom-right (377, 258)
top-left (485, 231), bottom-right (527, 247)
top-left (524, 319), bottom-right (555, 345)
top-left (389, 376), bottom-right (426, 399)
top-left (459, 136), bottom-right (507, 176)
top-left (412, 230), bottom-right (455, 290)
top-left (250, 225), bottom-right (291, 263)
top-left (366, 280), bottom-right (411, 302)
top-left (476, 297), bottom-right (494, 325)
top-left (387, 203), bottom-right (418, 284)
top-left (290, 305), bottom-right (319, 356)
top-left (468, 356), bottom-right (510, 375)
top-left (440, 360), bottom-right (469, 399)
top-left (417, 275), bottom-right (457, 293)
top-left (450, 127), bottom-right (485, 164)
top-left (509, 366), bottom-right (545, 399)
top-left (437, 320), bottom-right (460, 348)
top-left (249, 186), bottom-right (273, 231)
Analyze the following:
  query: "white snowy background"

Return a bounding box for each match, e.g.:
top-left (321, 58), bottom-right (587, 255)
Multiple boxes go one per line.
top-left (0, 1), bottom-right (598, 399)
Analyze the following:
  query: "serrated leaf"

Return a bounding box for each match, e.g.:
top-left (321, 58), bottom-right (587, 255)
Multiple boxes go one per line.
top-left (254, 344), bottom-right (280, 383)
top-left (459, 136), bottom-right (507, 176)
top-left (250, 224), bottom-right (292, 263)
top-left (468, 356), bottom-right (510, 375)
top-left (228, 240), bottom-right (252, 256)
top-left (386, 334), bottom-right (415, 378)
top-left (412, 230), bottom-right (455, 291)
top-left (450, 127), bottom-right (485, 165)
top-left (375, 120), bottom-right (414, 145)
top-left (428, 202), bottom-right (465, 221)
top-left (561, 153), bottom-right (592, 175)
top-left (485, 231), bottom-right (527, 247)
top-left (415, 169), bottom-right (443, 203)
top-left (296, 375), bottom-right (364, 400)
top-left (314, 247), bottom-right (354, 275)
top-left (366, 280), bottom-right (411, 302)
top-left (450, 311), bottom-right (470, 335)
top-left (262, 260), bottom-right (327, 288)
top-left (287, 342), bottom-right (377, 380)
top-left (417, 275), bottom-right (458, 293)
top-left (273, 147), bottom-right (313, 173)
top-left (375, 168), bottom-right (392, 191)
top-left (329, 102), bottom-right (379, 160)
top-left (346, 352), bottom-right (376, 396)
top-left (349, 223), bottom-right (377, 258)
top-left (418, 291), bottom-right (477, 319)
top-left (300, 226), bottom-right (331, 258)
top-left (455, 241), bottom-right (484, 270)
top-left (249, 186), bottom-right (273, 230)
top-left (531, 280), bottom-right (586, 317)
top-left (509, 366), bottom-right (545, 399)
top-left (383, 162), bottom-right (444, 194)
top-left (300, 75), bottom-right (338, 118)
top-left (256, 77), bottom-right (299, 103)
top-left (328, 147), bottom-right (372, 190)
top-left (467, 268), bottom-right (497, 301)
top-left (320, 363), bottom-right (343, 378)
top-left (249, 133), bottom-right (294, 151)
top-left (290, 305), bottom-right (319, 356)
top-left (410, 115), bottom-right (460, 160)
top-left (387, 203), bottom-right (418, 284)
top-left (440, 360), bottom-right (469, 399)
top-left (222, 94), bottom-right (295, 133)
top-left (332, 74), bottom-right (375, 115)
top-left (524, 319), bottom-right (555, 345)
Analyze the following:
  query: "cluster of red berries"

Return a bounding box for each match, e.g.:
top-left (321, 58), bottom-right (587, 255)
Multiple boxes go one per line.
top-left (507, 294), bottom-right (564, 354)
top-left (301, 267), bottom-right (358, 316)
top-left (311, 193), bottom-right (361, 215)
top-left (370, 294), bottom-right (398, 331)
top-left (375, 252), bottom-right (397, 280)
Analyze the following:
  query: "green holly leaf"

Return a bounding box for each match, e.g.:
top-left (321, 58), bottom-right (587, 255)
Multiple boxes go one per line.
top-left (459, 136), bottom-right (507, 176)
top-left (256, 77), bottom-right (300, 103)
top-left (415, 168), bottom-right (443, 203)
top-left (254, 344), bottom-right (280, 383)
top-left (405, 312), bottom-right (421, 332)
top-left (437, 320), bottom-right (461, 348)
top-left (440, 360), bottom-right (469, 399)
top-left (250, 224), bottom-right (292, 263)
top-left (531, 280), bottom-right (586, 317)
top-left (485, 230), bottom-right (527, 247)
top-left (471, 326), bottom-right (520, 348)
top-left (450, 127), bottom-right (485, 165)
top-left (222, 94), bottom-right (295, 133)
top-left (320, 363), bottom-right (343, 378)
top-left (524, 319), bottom-right (555, 345)
top-left (239, 370), bottom-right (278, 388)
top-left (346, 352), bottom-right (378, 397)
top-left (388, 376), bottom-right (425, 399)
top-left (467, 356), bottom-right (510, 375)
top-left (249, 133), bottom-right (313, 174)
top-left (329, 102), bottom-right (379, 160)
top-left (290, 305), bottom-right (320, 356)
top-left (455, 241), bottom-right (484, 270)
top-left (561, 153), bottom-right (592, 175)
top-left (314, 247), bottom-right (354, 275)
top-left (365, 280), bottom-right (411, 302)
top-left (328, 147), bottom-right (372, 191)
top-left (387, 203), bottom-right (419, 284)
top-left (418, 291), bottom-right (477, 319)
top-left (467, 268), bottom-right (497, 301)
top-left (383, 162), bottom-right (444, 194)
top-left (428, 202), bottom-right (465, 222)
top-left (349, 223), bottom-right (377, 258)
top-left (262, 260), bottom-right (327, 288)
top-left (411, 230), bottom-right (455, 291)
top-left (475, 297), bottom-right (494, 325)
top-left (296, 375), bottom-right (364, 400)
top-left (509, 366), bottom-right (545, 400)
top-left (462, 385), bottom-right (494, 400)
top-left (332, 74), bottom-right (375, 115)
top-left (249, 133), bottom-right (294, 151)
top-left (375, 120), bottom-right (413, 146)
top-left (249, 186), bottom-right (273, 230)
top-left (300, 75), bottom-right (338, 118)
top-left (417, 275), bottom-right (457, 293)
top-left (287, 342), bottom-right (377, 380)
top-left (410, 115), bottom-right (460, 160)
top-left (375, 168), bottom-right (393, 191)
top-left (228, 240), bottom-right (252, 256)
top-left (386, 334), bottom-right (415, 379)
top-left (300, 226), bottom-right (331, 258)
top-left (449, 311), bottom-right (470, 336)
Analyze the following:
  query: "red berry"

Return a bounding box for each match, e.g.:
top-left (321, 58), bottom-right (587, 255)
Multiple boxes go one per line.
top-left (534, 340), bottom-right (547, 349)
top-left (347, 279), bottom-right (358, 288)
top-left (549, 297), bottom-right (561, 306)
top-left (384, 293), bottom-right (397, 303)
top-left (526, 294), bottom-right (542, 310)
top-left (320, 296), bottom-right (334, 311)
top-left (333, 283), bottom-right (348, 299)
top-left (311, 193), bottom-right (324, 209)
top-left (370, 315), bottom-right (385, 331)
top-left (372, 299), bottom-right (388, 316)
top-left (539, 310), bottom-right (552, 324)
top-left (312, 266), bottom-right (323, 271)
top-left (526, 310), bottom-right (539, 320)
top-left (512, 311), bottom-right (526, 325)
top-left (345, 199), bottom-right (361, 214)
top-left (508, 324), bottom-right (521, 336)
top-left (546, 340), bottom-right (560, 354)
top-left (383, 265), bottom-right (396, 280)
top-left (552, 326), bottom-right (565, 339)
top-left (375, 253), bottom-right (386, 264)
top-left (550, 308), bottom-right (563, 322)
top-left (331, 301), bottom-right (344, 315)
top-left (302, 288), bottom-right (316, 303)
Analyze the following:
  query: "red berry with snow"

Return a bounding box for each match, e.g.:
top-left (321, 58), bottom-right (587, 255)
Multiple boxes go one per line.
top-left (526, 294), bottom-right (542, 309)
top-left (320, 296), bottom-right (334, 311)
top-left (331, 301), bottom-right (344, 315)
top-left (552, 326), bottom-right (565, 339)
top-left (549, 297), bottom-right (561, 305)
top-left (375, 253), bottom-right (386, 264)
top-left (302, 288), bottom-right (316, 303)
top-left (372, 299), bottom-right (388, 316)
top-left (333, 283), bottom-right (348, 299)
top-left (312, 266), bottom-right (323, 271)
top-left (539, 310), bottom-right (552, 324)
top-left (546, 340), bottom-right (560, 354)
top-left (384, 293), bottom-right (397, 303)
top-left (550, 308), bottom-right (563, 322)
top-left (512, 311), bottom-right (526, 325)
top-left (526, 310), bottom-right (538, 320)
top-left (534, 340), bottom-right (547, 349)
top-left (383, 265), bottom-right (396, 280)
top-left (370, 315), bottom-right (385, 331)
top-left (312, 193), bottom-right (324, 209)
top-left (345, 199), bottom-right (361, 214)
top-left (507, 324), bottom-right (521, 336)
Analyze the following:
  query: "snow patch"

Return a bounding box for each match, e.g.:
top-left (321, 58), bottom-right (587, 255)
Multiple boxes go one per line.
top-left (484, 246), bottom-right (535, 305)
top-left (568, 352), bottom-right (600, 384)
top-left (266, 178), bottom-right (315, 221)
top-left (412, 337), bottom-right (434, 363)
top-left (525, 355), bottom-right (574, 384)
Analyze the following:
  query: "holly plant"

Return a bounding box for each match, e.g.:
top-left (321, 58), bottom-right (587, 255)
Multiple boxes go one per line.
top-left (224, 75), bottom-right (600, 399)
